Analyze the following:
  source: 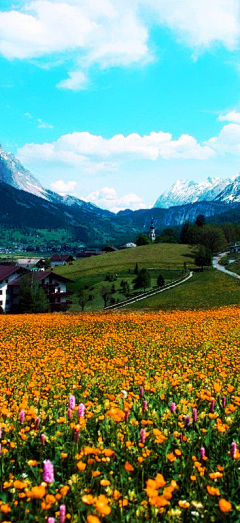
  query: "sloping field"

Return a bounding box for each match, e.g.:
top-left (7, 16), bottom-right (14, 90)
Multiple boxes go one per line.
top-left (125, 268), bottom-right (240, 310)
top-left (55, 243), bottom-right (196, 279)
top-left (0, 309), bottom-right (240, 522)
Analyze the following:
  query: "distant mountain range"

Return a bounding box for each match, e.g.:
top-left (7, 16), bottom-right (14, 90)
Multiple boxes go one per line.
top-left (1, 143), bottom-right (240, 247)
top-left (153, 176), bottom-right (240, 208)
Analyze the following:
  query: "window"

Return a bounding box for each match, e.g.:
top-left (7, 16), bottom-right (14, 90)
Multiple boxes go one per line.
top-left (0, 290), bottom-right (2, 295)
top-left (0, 300), bottom-right (2, 305)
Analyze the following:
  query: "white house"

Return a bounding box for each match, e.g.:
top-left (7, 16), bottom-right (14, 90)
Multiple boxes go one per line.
top-left (0, 265), bottom-right (25, 312)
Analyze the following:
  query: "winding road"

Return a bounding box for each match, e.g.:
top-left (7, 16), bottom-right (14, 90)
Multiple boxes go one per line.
top-left (213, 253), bottom-right (240, 280)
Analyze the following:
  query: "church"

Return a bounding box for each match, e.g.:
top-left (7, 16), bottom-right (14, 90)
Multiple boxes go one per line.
top-left (149, 219), bottom-right (156, 241)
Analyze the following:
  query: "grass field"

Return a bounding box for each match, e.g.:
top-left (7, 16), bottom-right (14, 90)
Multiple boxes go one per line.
top-left (54, 243), bottom-right (196, 311)
top-left (55, 243), bottom-right (197, 279)
top-left (125, 268), bottom-right (240, 310)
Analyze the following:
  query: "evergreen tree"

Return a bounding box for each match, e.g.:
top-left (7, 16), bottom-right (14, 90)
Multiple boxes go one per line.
top-left (195, 246), bottom-right (212, 269)
top-left (134, 263), bottom-right (139, 275)
top-left (136, 234), bottom-right (151, 246)
top-left (133, 268), bottom-right (151, 291)
top-left (157, 274), bottom-right (165, 287)
top-left (18, 274), bottom-right (50, 313)
top-left (78, 288), bottom-right (89, 311)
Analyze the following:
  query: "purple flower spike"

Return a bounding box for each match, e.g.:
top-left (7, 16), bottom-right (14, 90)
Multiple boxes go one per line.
top-left (0, 426), bottom-right (2, 438)
top-left (75, 429), bottom-right (80, 443)
top-left (69, 395), bottom-right (75, 410)
top-left (179, 433), bottom-right (183, 444)
top-left (142, 400), bottom-right (147, 412)
top-left (222, 395), bottom-right (226, 408)
top-left (170, 402), bottom-right (176, 413)
top-left (41, 434), bottom-right (46, 445)
top-left (78, 403), bottom-right (85, 418)
top-left (140, 428), bottom-right (146, 444)
top-left (192, 408), bottom-right (197, 423)
top-left (231, 442), bottom-right (237, 459)
top-left (67, 408), bottom-right (72, 420)
top-left (19, 410), bottom-right (25, 422)
top-left (0, 444), bottom-right (2, 455)
top-left (210, 399), bottom-right (215, 413)
top-left (140, 386), bottom-right (144, 398)
top-left (48, 518), bottom-right (55, 523)
top-left (59, 505), bottom-right (66, 523)
top-left (125, 410), bottom-right (130, 422)
top-left (43, 460), bottom-right (54, 483)
top-left (200, 447), bottom-right (205, 458)
top-left (35, 417), bottom-right (40, 430)
top-left (184, 415), bottom-right (190, 427)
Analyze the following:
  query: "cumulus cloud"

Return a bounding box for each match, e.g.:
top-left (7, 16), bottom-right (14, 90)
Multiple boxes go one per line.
top-left (218, 110), bottom-right (240, 124)
top-left (57, 71), bottom-right (88, 90)
top-left (37, 118), bottom-right (53, 129)
top-left (207, 123), bottom-right (240, 155)
top-left (50, 179), bottom-right (77, 195)
top-left (17, 130), bottom-right (214, 168)
top-left (0, 0), bottom-right (239, 88)
top-left (86, 186), bottom-right (147, 212)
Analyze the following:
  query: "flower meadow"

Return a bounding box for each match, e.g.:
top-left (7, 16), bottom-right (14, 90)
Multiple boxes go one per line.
top-left (1, 309), bottom-right (240, 523)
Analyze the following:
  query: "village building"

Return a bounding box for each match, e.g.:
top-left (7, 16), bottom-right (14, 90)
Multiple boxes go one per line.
top-left (229, 243), bottom-right (240, 254)
top-left (50, 254), bottom-right (75, 266)
top-left (0, 265), bottom-right (26, 312)
top-left (16, 258), bottom-right (46, 271)
top-left (9, 271), bottom-right (73, 312)
top-left (149, 218), bottom-right (156, 242)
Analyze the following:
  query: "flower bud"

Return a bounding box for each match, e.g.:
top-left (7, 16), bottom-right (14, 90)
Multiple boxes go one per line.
top-left (43, 460), bottom-right (54, 483)
top-left (69, 395), bottom-right (75, 410)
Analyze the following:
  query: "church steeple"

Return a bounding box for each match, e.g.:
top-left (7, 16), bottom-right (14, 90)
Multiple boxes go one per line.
top-left (149, 218), bottom-right (156, 242)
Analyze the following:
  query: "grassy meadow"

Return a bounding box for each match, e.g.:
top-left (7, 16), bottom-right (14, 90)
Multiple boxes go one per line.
top-left (1, 310), bottom-right (240, 522)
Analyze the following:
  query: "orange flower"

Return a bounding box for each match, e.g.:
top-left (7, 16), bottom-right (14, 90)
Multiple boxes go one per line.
top-left (155, 474), bottom-right (166, 488)
top-left (178, 500), bottom-right (190, 508)
top-left (87, 516), bottom-right (101, 523)
top-left (82, 495), bottom-right (96, 505)
top-left (1, 504), bottom-right (11, 514)
top-left (60, 486), bottom-right (70, 496)
top-left (13, 480), bottom-right (26, 489)
top-left (77, 461), bottom-right (86, 471)
top-left (219, 499), bottom-right (232, 512)
top-left (95, 495), bottom-right (111, 516)
top-left (28, 485), bottom-right (46, 498)
top-left (124, 461), bottom-right (134, 472)
top-left (207, 486), bottom-right (220, 496)
top-left (167, 453), bottom-right (177, 462)
top-left (100, 479), bottom-right (111, 486)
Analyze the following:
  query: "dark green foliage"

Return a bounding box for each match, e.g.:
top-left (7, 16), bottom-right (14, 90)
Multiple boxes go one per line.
top-left (120, 280), bottom-right (130, 297)
top-left (136, 233), bottom-right (151, 246)
top-left (134, 263), bottom-right (139, 275)
top-left (133, 268), bottom-right (151, 291)
top-left (18, 274), bottom-right (50, 313)
top-left (157, 274), bottom-right (165, 287)
top-left (78, 288), bottom-right (89, 311)
top-left (156, 227), bottom-right (180, 243)
top-left (195, 245), bottom-right (212, 268)
top-left (195, 214), bottom-right (206, 227)
top-left (101, 286), bottom-right (112, 307)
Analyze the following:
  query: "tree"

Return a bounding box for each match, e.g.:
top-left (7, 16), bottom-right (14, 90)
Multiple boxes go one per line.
top-left (78, 288), bottom-right (89, 311)
top-left (101, 286), bottom-right (112, 307)
top-left (120, 280), bottom-right (130, 297)
top-left (195, 215), bottom-right (206, 227)
top-left (195, 245), bottom-right (212, 269)
top-left (156, 227), bottom-right (180, 244)
top-left (44, 257), bottom-right (51, 270)
top-left (157, 274), bottom-right (165, 287)
top-left (136, 234), bottom-right (150, 246)
top-left (18, 274), bottom-right (50, 313)
top-left (133, 268), bottom-right (151, 291)
top-left (134, 263), bottom-right (139, 275)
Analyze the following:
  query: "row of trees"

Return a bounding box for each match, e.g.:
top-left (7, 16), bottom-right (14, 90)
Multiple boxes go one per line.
top-left (136, 216), bottom-right (240, 255)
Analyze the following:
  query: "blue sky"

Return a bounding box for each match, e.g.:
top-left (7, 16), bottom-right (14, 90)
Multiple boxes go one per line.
top-left (1, 0), bottom-right (240, 211)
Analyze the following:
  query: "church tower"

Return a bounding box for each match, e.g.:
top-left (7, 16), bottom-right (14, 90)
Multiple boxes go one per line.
top-left (149, 218), bottom-right (156, 242)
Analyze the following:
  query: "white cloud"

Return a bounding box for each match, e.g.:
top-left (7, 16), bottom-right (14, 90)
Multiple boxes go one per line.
top-left (37, 118), bottom-right (53, 129)
top-left (207, 123), bottom-right (240, 155)
top-left (17, 130), bottom-right (214, 168)
top-left (57, 71), bottom-right (88, 90)
top-left (50, 179), bottom-right (77, 195)
top-left (143, 0), bottom-right (239, 50)
top-left (86, 186), bottom-right (147, 212)
top-left (0, 0), bottom-right (239, 89)
top-left (218, 110), bottom-right (240, 124)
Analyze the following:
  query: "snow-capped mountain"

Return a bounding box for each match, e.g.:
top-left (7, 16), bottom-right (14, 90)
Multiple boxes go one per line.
top-left (0, 144), bottom-right (97, 211)
top-left (0, 144), bottom-right (50, 200)
top-left (154, 177), bottom-right (231, 208)
top-left (214, 175), bottom-right (240, 204)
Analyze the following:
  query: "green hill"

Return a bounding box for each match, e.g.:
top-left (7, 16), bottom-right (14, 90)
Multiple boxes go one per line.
top-left (54, 243), bottom-right (196, 311)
